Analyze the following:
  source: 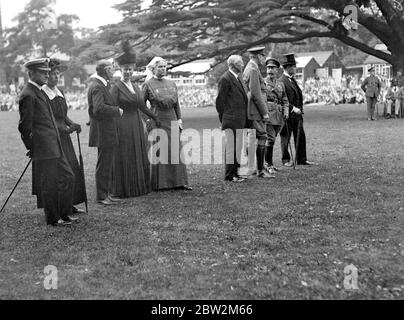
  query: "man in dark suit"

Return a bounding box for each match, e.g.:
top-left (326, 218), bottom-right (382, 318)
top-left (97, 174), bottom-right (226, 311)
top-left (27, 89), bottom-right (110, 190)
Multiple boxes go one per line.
top-left (88, 60), bottom-right (123, 205)
top-left (243, 46), bottom-right (272, 179)
top-left (279, 53), bottom-right (317, 166)
top-left (216, 55), bottom-right (248, 183)
top-left (18, 58), bottom-right (76, 227)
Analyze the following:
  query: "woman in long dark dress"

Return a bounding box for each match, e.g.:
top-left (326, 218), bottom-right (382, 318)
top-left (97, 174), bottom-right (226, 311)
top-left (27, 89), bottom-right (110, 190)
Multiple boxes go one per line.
top-left (110, 43), bottom-right (161, 198)
top-left (42, 59), bottom-right (86, 214)
top-left (142, 57), bottom-right (192, 191)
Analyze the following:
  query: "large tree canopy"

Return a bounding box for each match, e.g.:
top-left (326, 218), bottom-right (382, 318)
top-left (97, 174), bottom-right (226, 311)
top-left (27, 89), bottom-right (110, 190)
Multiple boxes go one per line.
top-left (94, 0), bottom-right (404, 72)
top-left (2, 0), bottom-right (85, 82)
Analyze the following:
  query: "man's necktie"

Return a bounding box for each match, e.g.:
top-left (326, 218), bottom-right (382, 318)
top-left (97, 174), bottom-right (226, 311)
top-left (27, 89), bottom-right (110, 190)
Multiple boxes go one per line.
top-left (238, 77), bottom-right (246, 92)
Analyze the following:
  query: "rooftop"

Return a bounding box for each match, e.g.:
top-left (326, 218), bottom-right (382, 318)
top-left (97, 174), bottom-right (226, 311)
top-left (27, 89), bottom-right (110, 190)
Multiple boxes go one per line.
top-left (296, 51), bottom-right (335, 67)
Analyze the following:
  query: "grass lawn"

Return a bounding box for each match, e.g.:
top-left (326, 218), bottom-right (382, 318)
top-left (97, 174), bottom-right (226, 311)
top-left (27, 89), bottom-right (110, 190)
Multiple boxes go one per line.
top-left (0, 103), bottom-right (403, 300)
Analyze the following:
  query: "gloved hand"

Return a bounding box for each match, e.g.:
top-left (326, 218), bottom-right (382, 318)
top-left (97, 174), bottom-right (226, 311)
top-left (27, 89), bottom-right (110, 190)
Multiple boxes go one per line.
top-left (73, 123), bottom-right (82, 134)
top-left (284, 113), bottom-right (289, 120)
top-left (292, 107), bottom-right (302, 115)
top-left (26, 150), bottom-right (33, 158)
top-left (66, 126), bottom-right (76, 134)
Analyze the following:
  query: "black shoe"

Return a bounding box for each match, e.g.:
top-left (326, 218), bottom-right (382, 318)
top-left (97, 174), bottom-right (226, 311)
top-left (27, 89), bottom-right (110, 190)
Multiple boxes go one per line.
top-left (257, 170), bottom-right (275, 179)
top-left (97, 198), bottom-right (117, 206)
top-left (51, 219), bottom-right (72, 227)
top-left (299, 161), bottom-right (319, 166)
top-left (108, 196), bottom-right (123, 203)
top-left (65, 216), bottom-right (79, 223)
top-left (72, 207), bottom-right (85, 214)
top-left (225, 176), bottom-right (246, 183)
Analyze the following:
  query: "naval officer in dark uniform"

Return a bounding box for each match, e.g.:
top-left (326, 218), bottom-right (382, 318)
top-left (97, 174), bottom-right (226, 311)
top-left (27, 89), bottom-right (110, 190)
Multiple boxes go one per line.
top-left (18, 58), bottom-right (76, 226)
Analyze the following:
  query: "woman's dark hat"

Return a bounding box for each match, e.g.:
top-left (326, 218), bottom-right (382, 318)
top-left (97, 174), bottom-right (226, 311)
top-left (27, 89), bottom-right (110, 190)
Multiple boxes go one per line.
top-left (115, 41), bottom-right (137, 66)
top-left (49, 59), bottom-right (68, 72)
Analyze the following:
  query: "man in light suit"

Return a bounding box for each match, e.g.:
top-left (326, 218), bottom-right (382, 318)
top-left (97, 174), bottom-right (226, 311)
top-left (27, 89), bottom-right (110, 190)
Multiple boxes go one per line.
top-left (88, 60), bottom-right (123, 205)
top-left (361, 66), bottom-right (381, 121)
top-left (18, 58), bottom-right (76, 226)
top-left (216, 55), bottom-right (248, 183)
top-left (243, 46), bottom-right (272, 179)
top-left (279, 53), bottom-right (317, 166)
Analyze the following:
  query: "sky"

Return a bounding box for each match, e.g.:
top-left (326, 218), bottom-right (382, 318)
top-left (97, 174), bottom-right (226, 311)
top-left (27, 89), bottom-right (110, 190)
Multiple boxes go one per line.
top-left (1, 0), bottom-right (152, 29)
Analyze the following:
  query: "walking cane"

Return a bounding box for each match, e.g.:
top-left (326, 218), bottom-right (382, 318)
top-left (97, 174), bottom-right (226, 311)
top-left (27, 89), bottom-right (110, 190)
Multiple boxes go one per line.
top-left (0, 159), bottom-right (32, 214)
top-left (294, 117), bottom-right (303, 168)
top-left (76, 132), bottom-right (88, 214)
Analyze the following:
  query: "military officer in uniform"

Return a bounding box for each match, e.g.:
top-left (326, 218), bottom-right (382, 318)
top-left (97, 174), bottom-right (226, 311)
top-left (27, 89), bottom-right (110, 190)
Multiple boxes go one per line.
top-left (18, 58), bottom-right (76, 227)
top-left (264, 57), bottom-right (289, 176)
top-left (243, 46), bottom-right (271, 179)
top-left (361, 66), bottom-right (381, 121)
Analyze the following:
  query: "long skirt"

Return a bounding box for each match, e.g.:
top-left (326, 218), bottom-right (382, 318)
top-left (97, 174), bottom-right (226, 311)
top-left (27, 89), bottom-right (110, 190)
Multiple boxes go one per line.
top-left (149, 108), bottom-right (188, 191)
top-left (112, 110), bottom-right (152, 198)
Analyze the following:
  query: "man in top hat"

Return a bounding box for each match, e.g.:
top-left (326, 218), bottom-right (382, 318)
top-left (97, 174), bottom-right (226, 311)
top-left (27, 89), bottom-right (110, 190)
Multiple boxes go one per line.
top-left (88, 60), bottom-right (123, 205)
top-left (264, 57), bottom-right (290, 176)
top-left (242, 46), bottom-right (272, 179)
top-left (18, 58), bottom-right (76, 226)
top-left (361, 66), bottom-right (381, 121)
top-left (279, 53), bottom-right (316, 166)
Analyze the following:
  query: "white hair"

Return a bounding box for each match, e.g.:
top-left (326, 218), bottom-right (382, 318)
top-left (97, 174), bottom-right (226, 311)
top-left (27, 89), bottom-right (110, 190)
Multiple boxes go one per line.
top-left (227, 55), bottom-right (243, 68)
top-left (145, 57), bottom-right (167, 81)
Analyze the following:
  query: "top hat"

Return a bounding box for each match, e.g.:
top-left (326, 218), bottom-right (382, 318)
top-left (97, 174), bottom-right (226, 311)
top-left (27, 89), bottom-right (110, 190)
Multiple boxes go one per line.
top-left (115, 41), bottom-right (137, 66)
top-left (247, 46), bottom-right (266, 55)
top-left (281, 53), bottom-right (297, 67)
top-left (266, 57), bottom-right (280, 68)
top-left (23, 58), bottom-right (51, 71)
top-left (49, 59), bottom-right (68, 72)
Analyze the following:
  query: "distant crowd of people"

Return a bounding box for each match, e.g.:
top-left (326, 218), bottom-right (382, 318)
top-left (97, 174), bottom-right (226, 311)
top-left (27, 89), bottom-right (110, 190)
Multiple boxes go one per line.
top-left (1, 85), bottom-right (217, 111)
top-left (303, 77), bottom-right (366, 105)
top-left (177, 86), bottom-right (217, 108)
top-left (2, 74), bottom-right (401, 112)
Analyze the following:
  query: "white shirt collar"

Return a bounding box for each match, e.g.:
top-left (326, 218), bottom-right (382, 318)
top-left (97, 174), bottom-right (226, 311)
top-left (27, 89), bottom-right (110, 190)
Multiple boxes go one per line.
top-left (42, 85), bottom-right (64, 100)
top-left (284, 71), bottom-right (293, 79)
top-left (90, 73), bottom-right (108, 87)
top-left (229, 69), bottom-right (239, 80)
top-left (28, 80), bottom-right (43, 91)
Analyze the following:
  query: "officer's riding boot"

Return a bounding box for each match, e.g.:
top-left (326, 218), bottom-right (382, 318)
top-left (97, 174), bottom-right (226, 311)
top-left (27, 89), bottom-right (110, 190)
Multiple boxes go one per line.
top-left (265, 145), bottom-right (277, 177)
top-left (257, 145), bottom-right (272, 178)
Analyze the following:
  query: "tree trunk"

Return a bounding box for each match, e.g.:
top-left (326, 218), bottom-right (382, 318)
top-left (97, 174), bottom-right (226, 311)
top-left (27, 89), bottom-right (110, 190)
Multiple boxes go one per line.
top-left (391, 51), bottom-right (404, 75)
